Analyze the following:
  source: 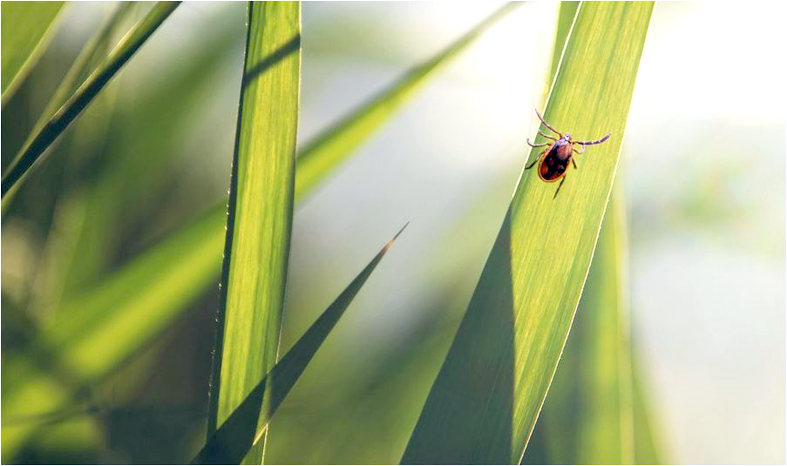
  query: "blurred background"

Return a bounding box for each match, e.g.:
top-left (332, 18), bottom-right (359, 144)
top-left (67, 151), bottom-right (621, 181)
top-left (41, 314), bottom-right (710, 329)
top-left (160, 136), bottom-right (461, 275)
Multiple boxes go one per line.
top-left (2, 2), bottom-right (784, 464)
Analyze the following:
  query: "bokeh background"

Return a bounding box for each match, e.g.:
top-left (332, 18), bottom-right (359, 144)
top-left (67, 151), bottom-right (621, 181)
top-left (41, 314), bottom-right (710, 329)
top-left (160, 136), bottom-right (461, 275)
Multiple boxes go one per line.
top-left (2, 2), bottom-right (785, 464)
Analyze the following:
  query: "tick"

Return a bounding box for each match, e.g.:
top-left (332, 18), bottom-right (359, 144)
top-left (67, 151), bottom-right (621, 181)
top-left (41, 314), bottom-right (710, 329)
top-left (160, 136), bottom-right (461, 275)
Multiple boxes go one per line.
top-left (525, 109), bottom-right (611, 198)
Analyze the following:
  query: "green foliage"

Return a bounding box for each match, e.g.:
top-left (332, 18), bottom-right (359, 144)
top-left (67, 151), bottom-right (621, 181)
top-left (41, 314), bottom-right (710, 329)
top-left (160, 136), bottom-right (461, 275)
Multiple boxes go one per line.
top-left (1, 1), bottom-right (64, 101)
top-left (194, 226), bottom-right (404, 464)
top-left (1, 2), bottom-right (179, 198)
top-left (294, 3), bottom-right (520, 199)
top-left (402, 3), bottom-right (654, 463)
top-left (206, 3), bottom-right (301, 464)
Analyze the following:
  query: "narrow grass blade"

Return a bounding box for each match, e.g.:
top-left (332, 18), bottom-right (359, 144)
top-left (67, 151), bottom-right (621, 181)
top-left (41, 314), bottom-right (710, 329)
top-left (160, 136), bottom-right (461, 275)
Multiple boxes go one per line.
top-left (632, 353), bottom-right (666, 464)
top-left (28, 3), bottom-right (135, 148)
top-left (574, 189), bottom-right (634, 463)
top-left (206, 3), bottom-right (301, 464)
top-left (294, 2), bottom-right (520, 199)
top-left (1, 1), bottom-right (179, 198)
top-left (193, 226), bottom-right (406, 464)
top-left (1, 1), bottom-right (64, 102)
top-left (402, 3), bottom-right (654, 463)
top-left (522, 188), bottom-right (636, 465)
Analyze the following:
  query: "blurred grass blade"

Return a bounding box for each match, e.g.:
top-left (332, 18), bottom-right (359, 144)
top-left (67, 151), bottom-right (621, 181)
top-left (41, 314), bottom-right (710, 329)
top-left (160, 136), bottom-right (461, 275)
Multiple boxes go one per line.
top-left (574, 189), bottom-right (634, 463)
top-left (294, 2), bottom-right (520, 199)
top-left (29, 3), bottom-right (135, 148)
top-left (193, 226), bottom-right (406, 464)
top-left (1, 1), bottom-right (179, 198)
top-left (401, 3), bottom-right (654, 463)
top-left (206, 3), bottom-right (301, 464)
top-left (1, 1), bottom-right (64, 102)
top-left (632, 352), bottom-right (666, 464)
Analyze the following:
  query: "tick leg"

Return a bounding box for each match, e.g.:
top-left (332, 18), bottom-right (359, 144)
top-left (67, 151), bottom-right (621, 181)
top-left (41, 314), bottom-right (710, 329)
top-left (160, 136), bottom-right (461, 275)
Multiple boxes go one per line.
top-left (526, 138), bottom-right (549, 148)
top-left (525, 148), bottom-right (548, 170)
top-left (572, 158), bottom-right (578, 169)
top-left (574, 143), bottom-right (586, 154)
top-left (538, 131), bottom-right (558, 141)
top-left (574, 133), bottom-right (611, 146)
top-left (553, 175), bottom-right (566, 199)
top-left (534, 109), bottom-right (562, 137)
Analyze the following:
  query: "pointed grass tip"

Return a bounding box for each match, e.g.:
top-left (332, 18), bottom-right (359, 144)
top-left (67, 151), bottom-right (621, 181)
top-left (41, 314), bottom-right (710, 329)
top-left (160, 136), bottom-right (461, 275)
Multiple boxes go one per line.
top-left (384, 222), bottom-right (410, 252)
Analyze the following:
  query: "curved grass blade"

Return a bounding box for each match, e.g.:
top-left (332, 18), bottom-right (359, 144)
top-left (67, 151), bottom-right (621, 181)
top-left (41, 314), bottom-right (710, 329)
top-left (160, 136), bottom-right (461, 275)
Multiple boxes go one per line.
top-left (401, 3), bottom-right (654, 463)
top-left (206, 3), bottom-right (300, 464)
top-left (294, 2), bottom-right (520, 199)
top-left (1, 1), bottom-right (64, 102)
top-left (1, 1), bottom-right (180, 198)
top-left (193, 226), bottom-right (406, 465)
top-left (523, 187), bottom-right (635, 464)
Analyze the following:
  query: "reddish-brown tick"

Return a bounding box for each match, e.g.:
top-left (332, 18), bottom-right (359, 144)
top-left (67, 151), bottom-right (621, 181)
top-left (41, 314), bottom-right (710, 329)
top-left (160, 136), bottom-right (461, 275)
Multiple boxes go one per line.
top-left (525, 109), bottom-right (611, 198)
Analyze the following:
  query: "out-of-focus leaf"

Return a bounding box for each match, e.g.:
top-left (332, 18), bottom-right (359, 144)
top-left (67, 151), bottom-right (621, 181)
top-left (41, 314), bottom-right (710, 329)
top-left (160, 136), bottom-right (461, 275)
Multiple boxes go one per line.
top-left (294, 3), bottom-right (519, 199)
top-left (1, 1), bottom-right (64, 102)
top-left (205, 3), bottom-right (301, 464)
top-left (193, 226), bottom-right (405, 464)
top-left (401, 3), bottom-right (654, 463)
top-left (632, 352), bottom-right (666, 464)
top-left (1, 1), bottom-right (179, 198)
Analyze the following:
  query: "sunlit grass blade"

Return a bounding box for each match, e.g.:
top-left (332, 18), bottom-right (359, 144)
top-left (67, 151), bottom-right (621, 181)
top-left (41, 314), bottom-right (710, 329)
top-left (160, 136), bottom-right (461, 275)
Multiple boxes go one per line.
top-left (401, 3), bottom-right (654, 463)
top-left (1, 1), bottom-right (64, 103)
top-left (293, 2), bottom-right (520, 199)
top-left (1, 1), bottom-right (179, 198)
top-left (193, 226), bottom-right (406, 464)
top-left (27, 3), bottom-right (135, 148)
top-left (524, 187), bottom-right (635, 464)
top-left (632, 352), bottom-right (666, 464)
top-left (205, 3), bottom-right (301, 464)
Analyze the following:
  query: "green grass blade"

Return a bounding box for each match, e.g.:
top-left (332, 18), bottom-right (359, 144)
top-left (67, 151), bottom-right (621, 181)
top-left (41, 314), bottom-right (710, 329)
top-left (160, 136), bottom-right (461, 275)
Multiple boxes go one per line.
top-left (293, 2), bottom-right (520, 199)
top-left (401, 3), bottom-right (653, 463)
top-left (547, 2), bottom-right (579, 84)
top-left (206, 3), bottom-right (301, 464)
top-left (193, 226), bottom-right (405, 464)
top-left (522, 188), bottom-right (637, 465)
top-left (29, 3), bottom-right (135, 148)
top-left (632, 353), bottom-right (666, 464)
top-left (574, 189), bottom-right (634, 463)
top-left (1, 1), bottom-right (179, 198)
top-left (1, 1), bottom-right (64, 102)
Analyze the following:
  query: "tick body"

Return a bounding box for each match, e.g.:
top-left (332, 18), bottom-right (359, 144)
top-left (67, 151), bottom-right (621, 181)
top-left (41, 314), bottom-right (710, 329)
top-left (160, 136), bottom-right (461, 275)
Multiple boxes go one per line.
top-left (525, 109), bottom-right (611, 198)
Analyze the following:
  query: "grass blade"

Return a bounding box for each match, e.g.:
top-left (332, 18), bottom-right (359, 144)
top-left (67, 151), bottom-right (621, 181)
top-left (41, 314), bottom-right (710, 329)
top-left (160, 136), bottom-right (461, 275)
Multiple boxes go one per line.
top-left (193, 226), bottom-right (406, 464)
top-left (1, 1), bottom-right (64, 102)
top-left (1, 1), bottom-right (179, 198)
top-left (524, 187), bottom-right (635, 464)
top-left (401, 3), bottom-right (654, 463)
top-left (294, 2), bottom-right (520, 199)
top-left (205, 3), bottom-right (301, 464)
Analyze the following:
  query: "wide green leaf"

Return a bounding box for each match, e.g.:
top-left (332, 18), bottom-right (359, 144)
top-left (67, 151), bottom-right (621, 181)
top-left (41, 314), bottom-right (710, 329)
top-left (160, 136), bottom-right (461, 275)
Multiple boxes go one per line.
top-left (523, 187), bottom-right (635, 464)
top-left (401, 3), bottom-right (654, 463)
top-left (205, 3), bottom-right (301, 464)
top-left (193, 226), bottom-right (405, 464)
top-left (1, 1), bottom-right (64, 101)
top-left (1, 1), bottom-right (179, 198)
